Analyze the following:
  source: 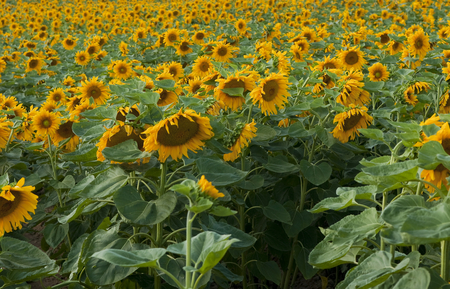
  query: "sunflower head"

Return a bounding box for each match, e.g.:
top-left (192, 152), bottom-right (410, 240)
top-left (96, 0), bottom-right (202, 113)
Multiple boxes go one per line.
top-left (79, 76), bottom-right (110, 105)
top-left (113, 60), bottom-right (133, 80)
top-left (368, 63), bottom-right (389, 82)
top-left (331, 106), bottom-right (373, 143)
top-left (32, 109), bottom-right (61, 137)
top-left (198, 175), bottom-right (224, 199)
top-left (338, 47), bottom-right (366, 70)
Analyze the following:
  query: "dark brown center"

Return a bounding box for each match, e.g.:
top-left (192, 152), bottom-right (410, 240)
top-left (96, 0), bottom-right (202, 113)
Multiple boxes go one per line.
top-left (262, 80), bottom-right (279, 101)
top-left (345, 51), bottom-right (359, 65)
top-left (343, 113), bottom-right (362, 131)
top-left (156, 116), bottom-right (199, 146)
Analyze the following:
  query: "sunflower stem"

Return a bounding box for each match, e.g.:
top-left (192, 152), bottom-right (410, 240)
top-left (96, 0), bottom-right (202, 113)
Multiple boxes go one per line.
top-left (246, 104), bottom-right (253, 124)
top-left (47, 135), bottom-right (62, 207)
top-left (4, 127), bottom-right (15, 153)
top-left (442, 240), bottom-right (450, 282)
top-left (239, 203), bottom-right (248, 289)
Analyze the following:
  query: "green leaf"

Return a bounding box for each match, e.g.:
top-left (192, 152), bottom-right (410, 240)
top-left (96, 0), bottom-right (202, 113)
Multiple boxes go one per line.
top-left (294, 245), bottom-right (319, 280)
top-left (102, 139), bottom-right (151, 163)
top-left (204, 216), bottom-right (256, 249)
top-left (336, 251), bottom-right (410, 289)
top-left (220, 87), bottom-right (244, 97)
top-left (309, 208), bottom-right (383, 269)
top-left (387, 120), bottom-right (421, 133)
top-left (78, 167), bottom-right (128, 199)
top-left (58, 198), bottom-right (95, 224)
top-left (92, 248), bottom-right (166, 268)
top-left (0, 237), bottom-right (55, 269)
top-left (60, 234), bottom-right (89, 275)
top-left (114, 185), bottom-right (177, 226)
top-left (283, 210), bottom-right (315, 237)
top-left (392, 268), bottom-right (430, 289)
top-left (72, 120), bottom-right (108, 141)
top-left (209, 206), bottom-right (237, 217)
top-left (400, 199), bottom-right (450, 244)
top-left (140, 91), bottom-right (160, 106)
top-left (253, 124), bottom-right (277, 141)
top-left (236, 174), bottom-right (264, 190)
top-left (359, 128), bottom-right (385, 141)
top-left (42, 222), bottom-right (69, 248)
top-left (309, 190), bottom-right (358, 213)
top-left (381, 55), bottom-right (399, 64)
top-left (198, 237), bottom-right (238, 274)
top-left (300, 160), bottom-right (332, 186)
top-left (197, 157), bottom-right (247, 186)
top-left (60, 143), bottom-right (98, 162)
top-left (265, 155), bottom-right (300, 173)
top-left (288, 122), bottom-right (311, 138)
top-left (154, 79), bottom-right (176, 90)
top-left (190, 198), bottom-right (213, 213)
top-left (0, 174), bottom-right (9, 187)
top-left (263, 200), bottom-right (292, 224)
top-left (357, 160), bottom-right (419, 190)
top-left (380, 195), bottom-right (428, 245)
top-left (418, 141), bottom-right (448, 170)
top-left (363, 81), bottom-right (384, 92)
top-left (256, 261), bottom-right (282, 285)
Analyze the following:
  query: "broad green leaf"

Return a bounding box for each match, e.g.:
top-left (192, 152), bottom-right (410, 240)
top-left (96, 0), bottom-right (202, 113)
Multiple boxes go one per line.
top-left (309, 208), bottom-right (383, 269)
top-left (288, 122), bottom-right (311, 138)
top-left (154, 79), bottom-right (176, 90)
top-left (336, 251), bottom-right (410, 289)
top-left (380, 195), bottom-right (428, 245)
top-left (190, 198), bottom-right (213, 213)
top-left (392, 268), bottom-right (430, 289)
top-left (263, 200), bottom-right (292, 224)
top-left (300, 160), bottom-right (332, 186)
top-left (0, 237), bottom-right (55, 269)
top-left (294, 245), bottom-right (319, 280)
top-left (42, 222), bottom-right (69, 248)
top-left (253, 125), bottom-right (277, 141)
top-left (72, 120), bottom-right (108, 141)
top-left (0, 174), bottom-right (9, 187)
top-left (283, 210), bottom-right (315, 237)
top-left (102, 139), bottom-right (151, 163)
top-left (357, 160), bottom-right (419, 190)
top-left (418, 141), bottom-right (448, 170)
top-left (60, 234), bottom-right (89, 275)
top-left (209, 206), bottom-right (237, 217)
top-left (158, 256), bottom-right (186, 288)
top-left (198, 238), bottom-right (238, 274)
top-left (197, 157), bottom-right (247, 186)
top-left (140, 91), bottom-right (160, 105)
top-left (236, 174), bottom-right (264, 190)
top-left (265, 155), bottom-right (300, 173)
top-left (256, 261), bottom-right (282, 285)
top-left (309, 190), bottom-right (358, 213)
top-left (363, 81), bottom-right (384, 92)
top-left (387, 120), bottom-right (421, 133)
top-left (78, 167), bottom-right (128, 198)
top-left (359, 128), bottom-right (385, 141)
top-left (203, 216), bottom-right (256, 248)
top-left (92, 248), bottom-right (166, 268)
top-left (58, 198), bottom-right (95, 224)
top-left (336, 185), bottom-right (379, 199)
top-left (114, 185), bottom-right (177, 226)
top-left (220, 87), bottom-right (244, 97)
top-left (400, 199), bottom-right (450, 244)
top-left (60, 143), bottom-right (98, 162)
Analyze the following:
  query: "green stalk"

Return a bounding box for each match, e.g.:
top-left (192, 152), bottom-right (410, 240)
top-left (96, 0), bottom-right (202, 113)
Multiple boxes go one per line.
top-left (239, 204), bottom-right (248, 289)
top-left (47, 135), bottom-right (63, 207)
top-left (380, 191), bottom-right (388, 251)
top-left (154, 162), bottom-right (167, 289)
top-left (186, 210), bottom-right (193, 289)
top-left (442, 240), bottom-right (450, 282)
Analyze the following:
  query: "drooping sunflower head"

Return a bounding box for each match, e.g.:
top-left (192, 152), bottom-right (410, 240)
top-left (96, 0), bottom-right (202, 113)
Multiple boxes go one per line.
top-left (85, 42), bottom-right (100, 55)
top-left (198, 175), bottom-right (224, 199)
top-left (315, 55), bottom-right (341, 71)
top-left (96, 124), bottom-right (144, 162)
top-left (440, 91), bottom-right (450, 114)
top-left (223, 121), bottom-right (258, 162)
top-left (176, 39), bottom-right (193, 56)
top-left (368, 63), bottom-right (389, 82)
top-left (142, 109), bottom-right (214, 162)
top-left (166, 62), bottom-right (184, 80)
top-left (157, 89), bottom-right (179, 107)
top-left (338, 47), bottom-right (367, 70)
top-left (79, 76), bottom-right (110, 105)
top-left (331, 106), bottom-right (373, 143)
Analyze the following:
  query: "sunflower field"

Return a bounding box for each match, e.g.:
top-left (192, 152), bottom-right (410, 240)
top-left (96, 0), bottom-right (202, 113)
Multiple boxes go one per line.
top-left (4, 0), bottom-right (450, 288)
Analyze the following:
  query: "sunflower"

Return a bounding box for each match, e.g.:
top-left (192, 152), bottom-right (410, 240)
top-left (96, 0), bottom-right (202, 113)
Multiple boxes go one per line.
top-left (157, 89), bottom-right (178, 107)
top-left (47, 88), bottom-right (67, 103)
top-left (166, 62), bottom-right (184, 80)
top-left (62, 36), bottom-right (77, 50)
top-left (142, 109), bottom-right (214, 162)
top-left (224, 121), bottom-right (258, 162)
top-left (0, 117), bottom-right (13, 151)
top-left (25, 57), bottom-right (44, 74)
top-left (315, 55), bottom-right (341, 71)
top-left (215, 73), bottom-right (256, 110)
top-left (440, 91), bottom-right (450, 113)
top-left (32, 109), bottom-right (61, 137)
top-left (96, 124), bottom-right (144, 162)
top-left (176, 39), bottom-right (193, 56)
top-left (74, 51), bottom-right (90, 66)
top-left (338, 47), bottom-right (367, 70)
top-left (337, 79), bottom-right (370, 107)
top-left (0, 178), bottom-right (38, 237)
top-left (421, 165), bottom-right (450, 195)
top-left (119, 41), bottom-right (128, 56)
top-left (408, 30), bottom-right (430, 59)
top-left (52, 120), bottom-right (79, 152)
top-left (198, 175), bottom-right (224, 199)
top-left (192, 56), bottom-right (214, 78)
top-left (86, 43), bottom-right (100, 55)
top-left (192, 30), bottom-right (207, 44)
top-left (403, 87), bottom-right (417, 105)
top-left (79, 77), bottom-right (110, 105)
top-left (113, 60), bottom-right (133, 80)
top-left (63, 76), bottom-right (75, 87)
top-left (290, 44), bottom-right (304, 62)
top-left (212, 42), bottom-right (234, 62)
top-left (188, 77), bottom-right (203, 97)
top-left (331, 106), bottom-right (373, 143)
top-left (133, 27), bottom-right (147, 42)
top-left (250, 73), bottom-right (290, 116)
top-left (139, 75), bottom-right (155, 90)
top-left (368, 63), bottom-right (389, 82)
top-left (164, 28), bottom-right (181, 47)
top-left (0, 59), bottom-right (6, 73)
top-left (235, 19), bottom-right (248, 35)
